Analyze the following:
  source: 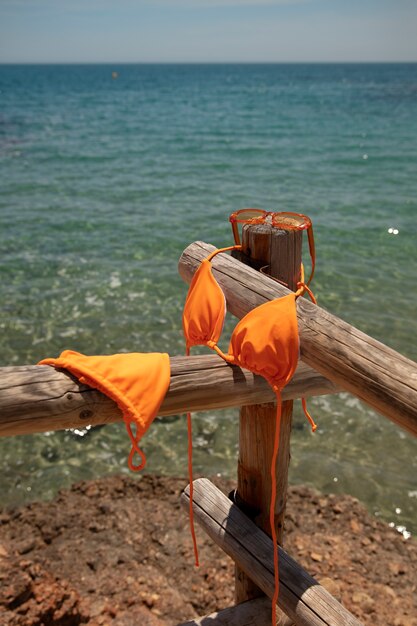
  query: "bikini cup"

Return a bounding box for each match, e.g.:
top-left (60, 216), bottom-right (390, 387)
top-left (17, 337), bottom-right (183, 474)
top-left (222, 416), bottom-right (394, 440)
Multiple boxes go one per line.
top-left (183, 258), bottom-right (227, 351)
top-left (226, 294), bottom-right (299, 390)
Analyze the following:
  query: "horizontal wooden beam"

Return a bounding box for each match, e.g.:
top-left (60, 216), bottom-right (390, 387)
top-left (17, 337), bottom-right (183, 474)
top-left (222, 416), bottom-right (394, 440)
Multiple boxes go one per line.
top-left (181, 479), bottom-right (363, 626)
top-left (177, 597), bottom-right (292, 626)
top-left (178, 241), bottom-right (417, 438)
top-left (0, 357), bottom-right (339, 437)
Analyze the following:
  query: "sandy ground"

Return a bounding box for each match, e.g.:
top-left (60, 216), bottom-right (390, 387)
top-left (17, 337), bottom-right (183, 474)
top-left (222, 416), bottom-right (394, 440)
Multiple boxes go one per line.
top-left (0, 474), bottom-right (416, 626)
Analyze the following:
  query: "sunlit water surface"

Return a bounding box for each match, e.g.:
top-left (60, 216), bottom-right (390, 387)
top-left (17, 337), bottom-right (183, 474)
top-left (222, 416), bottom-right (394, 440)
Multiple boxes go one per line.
top-left (0, 63), bottom-right (416, 537)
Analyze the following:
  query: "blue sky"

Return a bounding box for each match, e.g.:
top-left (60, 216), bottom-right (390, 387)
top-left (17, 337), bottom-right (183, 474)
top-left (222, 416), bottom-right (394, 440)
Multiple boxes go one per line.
top-left (1, 0), bottom-right (416, 63)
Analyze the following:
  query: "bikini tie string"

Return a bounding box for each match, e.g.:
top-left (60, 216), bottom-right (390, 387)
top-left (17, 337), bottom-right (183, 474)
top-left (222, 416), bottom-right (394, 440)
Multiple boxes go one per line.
top-left (302, 398), bottom-right (318, 432)
top-left (125, 419), bottom-right (147, 471)
top-left (185, 346), bottom-right (200, 567)
top-left (296, 281), bottom-right (317, 304)
top-left (295, 277), bottom-right (319, 434)
top-left (270, 388), bottom-right (282, 626)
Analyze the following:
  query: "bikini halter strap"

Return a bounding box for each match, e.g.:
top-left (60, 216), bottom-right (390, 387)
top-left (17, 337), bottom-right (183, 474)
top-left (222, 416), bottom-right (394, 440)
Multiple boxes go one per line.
top-left (206, 244), bottom-right (242, 263)
top-left (295, 263), bottom-right (317, 303)
top-left (206, 246), bottom-right (315, 303)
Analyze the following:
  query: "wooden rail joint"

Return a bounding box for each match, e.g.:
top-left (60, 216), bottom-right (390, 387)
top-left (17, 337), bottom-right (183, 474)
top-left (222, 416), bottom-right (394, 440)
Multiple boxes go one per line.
top-left (178, 240), bottom-right (417, 438)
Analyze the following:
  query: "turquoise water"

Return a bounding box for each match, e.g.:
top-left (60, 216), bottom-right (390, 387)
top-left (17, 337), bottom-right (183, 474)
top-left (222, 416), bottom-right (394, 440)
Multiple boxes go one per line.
top-left (1, 64), bottom-right (416, 536)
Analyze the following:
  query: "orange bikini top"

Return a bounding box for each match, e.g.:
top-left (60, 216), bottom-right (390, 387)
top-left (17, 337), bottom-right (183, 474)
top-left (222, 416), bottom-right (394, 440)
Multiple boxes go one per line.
top-left (182, 244), bottom-right (316, 625)
top-left (183, 245), bottom-right (300, 391)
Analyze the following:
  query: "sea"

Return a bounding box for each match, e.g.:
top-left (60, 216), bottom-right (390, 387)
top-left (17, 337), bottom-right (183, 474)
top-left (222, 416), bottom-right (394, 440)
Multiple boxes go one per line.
top-left (0, 63), bottom-right (416, 537)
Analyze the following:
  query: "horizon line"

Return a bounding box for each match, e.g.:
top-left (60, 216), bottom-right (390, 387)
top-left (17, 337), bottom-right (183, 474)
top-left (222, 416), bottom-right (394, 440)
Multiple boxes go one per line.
top-left (1, 60), bottom-right (417, 65)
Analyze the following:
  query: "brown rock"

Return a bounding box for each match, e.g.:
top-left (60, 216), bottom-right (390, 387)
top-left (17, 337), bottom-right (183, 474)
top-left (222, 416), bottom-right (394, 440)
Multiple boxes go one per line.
top-left (393, 618), bottom-right (417, 626)
top-left (318, 577), bottom-right (342, 601)
top-left (16, 539), bottom-right (36, 555)
top-left (350, 519), bottom-right (363, 534)
top-left (1, 475), bottom-right (416, 626)
top-left (352, 591), bottom-right (375, 613)
top-left (115, 605), bottom-right (166, 626)
top-left (381, 584), bottom-right (397, 599)
top-left (295, 537), bottom-right (305, 552)
top-left (389, 562), bottom-right (407, 576)
top-left (90, 599), bottom-right (106, 617)
top-left (0, 561), bottom-right (32, 608)
top-left (0, 542), bottom-right (9, 558)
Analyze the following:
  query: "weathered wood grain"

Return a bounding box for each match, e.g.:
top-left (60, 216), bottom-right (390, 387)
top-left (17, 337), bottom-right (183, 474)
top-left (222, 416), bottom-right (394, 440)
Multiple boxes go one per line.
top-left (0, 358), bottom-right (339, 437)
top-left (235, 223), bottom-right (302, 606)
top-left (178, 241), bottom-right (417, 438)
top-left (181, 479), bottom-right (363, 626)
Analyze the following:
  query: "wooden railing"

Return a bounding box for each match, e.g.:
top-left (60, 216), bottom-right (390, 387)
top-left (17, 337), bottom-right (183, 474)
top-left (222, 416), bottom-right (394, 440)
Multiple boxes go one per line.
top-left (1, 229), bottom-right (416, 626)
top-left (179, 241), bottom-right (417, 437)
top-left (176, 233), bottom-right (417, 626)
top-left (0, 359), bottom-right (339, 437)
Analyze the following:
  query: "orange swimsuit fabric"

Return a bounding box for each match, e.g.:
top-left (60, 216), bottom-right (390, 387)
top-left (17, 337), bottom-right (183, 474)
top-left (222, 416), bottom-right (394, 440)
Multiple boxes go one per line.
top-left (226, 294), bottom-right (299, 391)
top-left (39, 243), bottom-right (313, 626)
top-left (38, 350), bottom-right (170, 470)
top-left (183, 259), bottom-right (227, 351)
top-left (182, 247), bottom-right (301, 623)
top-left (182, 246), bottom-right (299, 390)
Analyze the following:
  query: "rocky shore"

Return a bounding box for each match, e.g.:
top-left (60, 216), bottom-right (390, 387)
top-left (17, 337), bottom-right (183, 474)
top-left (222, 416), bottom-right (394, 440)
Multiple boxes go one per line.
top-left (1, 474), bottom-right (416, 626)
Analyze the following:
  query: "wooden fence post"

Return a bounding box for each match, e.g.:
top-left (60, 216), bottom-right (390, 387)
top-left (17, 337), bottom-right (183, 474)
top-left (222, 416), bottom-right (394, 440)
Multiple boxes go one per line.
top-left (234, 221), bottom-right (303, 617)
